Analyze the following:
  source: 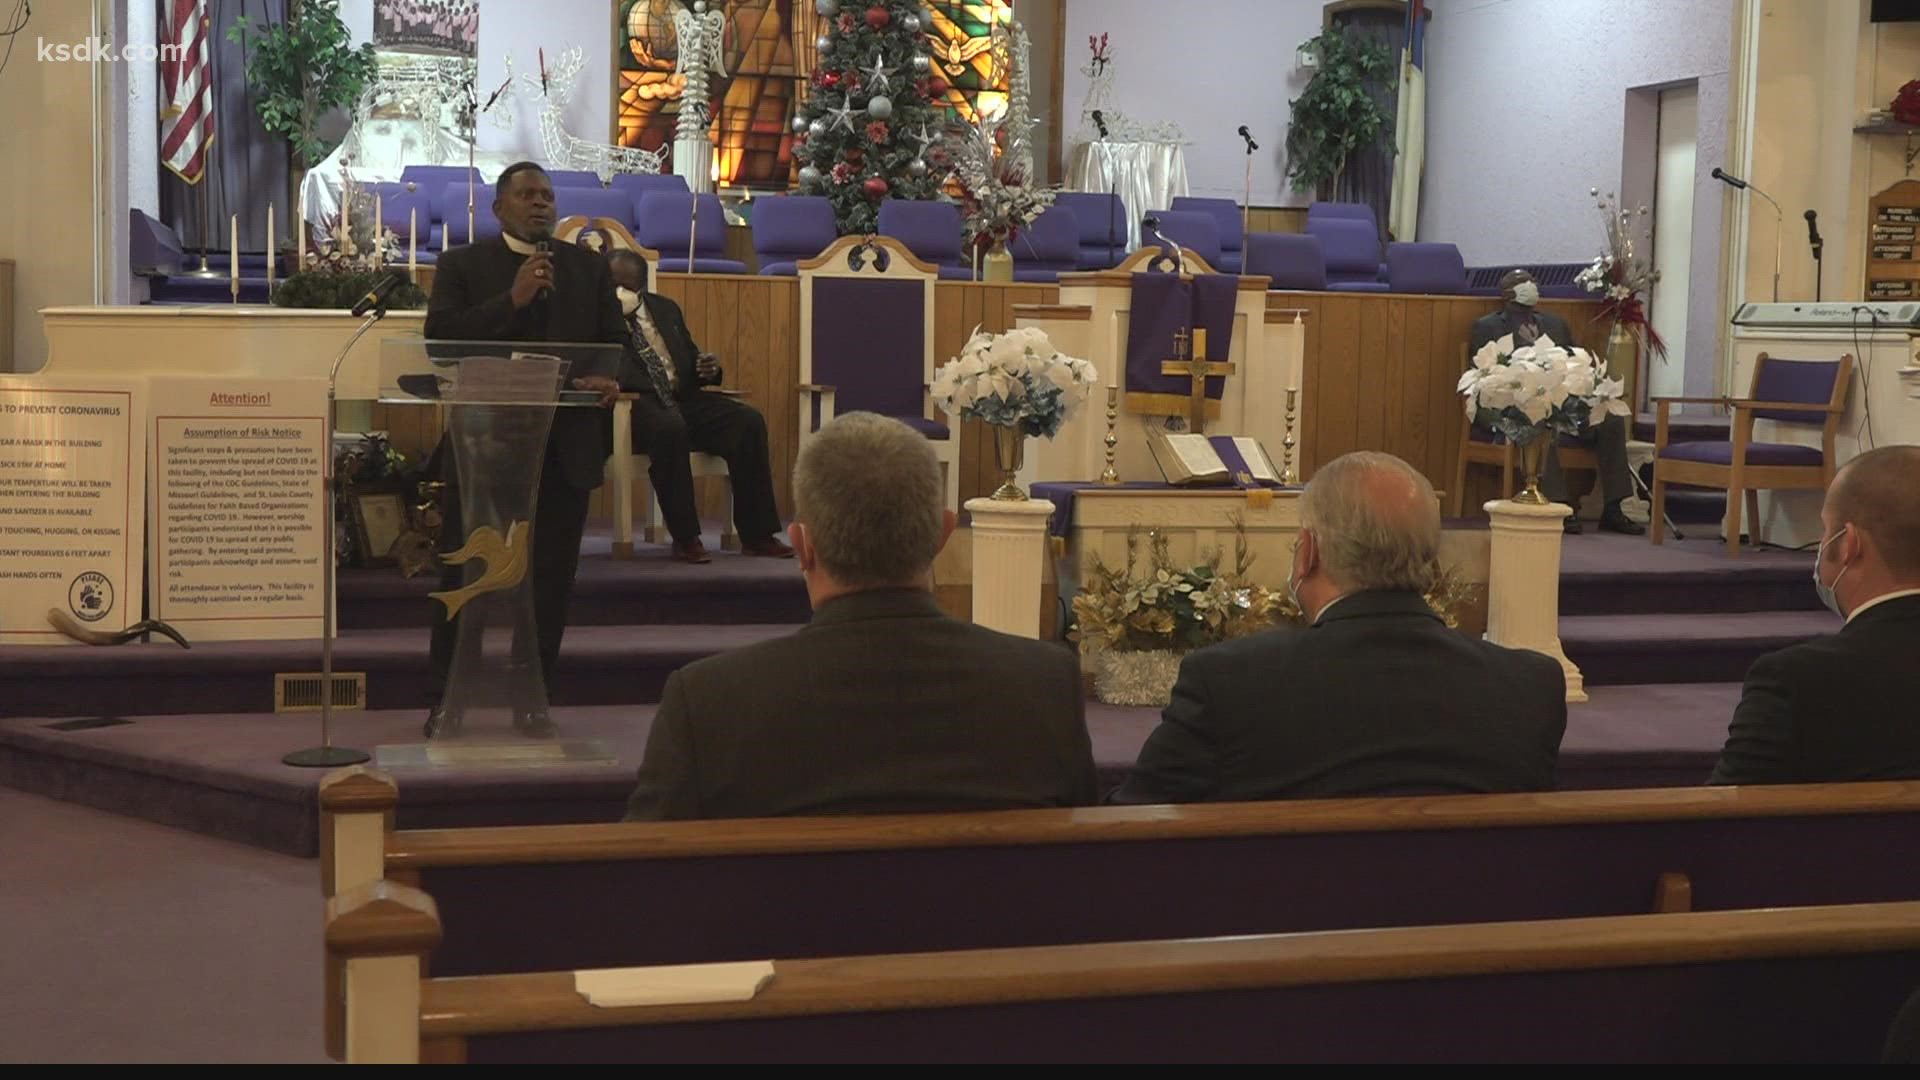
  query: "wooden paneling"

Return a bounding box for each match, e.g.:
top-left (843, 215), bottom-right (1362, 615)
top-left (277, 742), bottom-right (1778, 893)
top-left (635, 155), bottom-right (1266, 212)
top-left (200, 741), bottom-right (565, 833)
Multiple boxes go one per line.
top-left (1246, 207), bottom-right (1308, 234)
top-left (0, 258), bottom-right (13, 372)
top-left (1276, 292), bottom-right (1606, 500)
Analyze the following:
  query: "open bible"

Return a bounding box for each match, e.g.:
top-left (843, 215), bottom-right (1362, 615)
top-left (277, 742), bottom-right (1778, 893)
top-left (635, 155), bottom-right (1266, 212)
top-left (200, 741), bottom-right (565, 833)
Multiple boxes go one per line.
top-left (1146, 430), bottom-right (1285, 487)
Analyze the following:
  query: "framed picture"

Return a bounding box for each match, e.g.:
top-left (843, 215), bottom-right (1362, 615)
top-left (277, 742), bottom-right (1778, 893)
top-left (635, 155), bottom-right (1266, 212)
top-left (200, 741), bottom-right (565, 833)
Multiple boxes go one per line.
top-left (348, 483), bottom-right (410, 569)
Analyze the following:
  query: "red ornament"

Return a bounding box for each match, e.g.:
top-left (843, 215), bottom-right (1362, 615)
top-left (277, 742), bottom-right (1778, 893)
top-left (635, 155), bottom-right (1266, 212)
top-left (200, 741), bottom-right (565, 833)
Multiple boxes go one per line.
top-left (863, 176), bottom-right (889, 199)
top-left (844, 147), bottom-right (865, 166)
top-left (928, 77), bottom-right (950, 97)
top-left (1896, 79), bottom-right (1920, 125)
top-left (865, 5), bottom-right (890, 29)
top-left (817, 70), bottom-right (841, 89)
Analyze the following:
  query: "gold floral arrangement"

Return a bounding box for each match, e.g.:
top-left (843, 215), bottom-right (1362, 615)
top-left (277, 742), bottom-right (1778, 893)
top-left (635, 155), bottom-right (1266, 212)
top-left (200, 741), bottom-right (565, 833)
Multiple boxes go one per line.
top-left (1070, 518), bottom-right (1478, 653)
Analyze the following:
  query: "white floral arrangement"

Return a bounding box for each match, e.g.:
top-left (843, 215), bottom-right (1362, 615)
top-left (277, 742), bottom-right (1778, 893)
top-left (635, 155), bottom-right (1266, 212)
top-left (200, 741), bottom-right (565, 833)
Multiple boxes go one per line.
top-left (1457, 333), bottom-right (1632, 444)
top-left (931, 326), bottom-right (1099, 438)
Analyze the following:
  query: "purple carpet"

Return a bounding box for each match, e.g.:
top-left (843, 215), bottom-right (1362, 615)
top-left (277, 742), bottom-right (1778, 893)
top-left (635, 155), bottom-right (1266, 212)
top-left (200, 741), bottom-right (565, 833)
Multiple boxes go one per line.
top-left (0, 683), bottom-right (1743, 856)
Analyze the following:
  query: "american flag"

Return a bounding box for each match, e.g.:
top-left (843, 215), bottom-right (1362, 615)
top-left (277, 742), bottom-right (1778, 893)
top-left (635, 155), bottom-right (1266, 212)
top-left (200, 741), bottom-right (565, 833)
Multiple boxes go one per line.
top-left (159, 0), bottom-right (216, 185)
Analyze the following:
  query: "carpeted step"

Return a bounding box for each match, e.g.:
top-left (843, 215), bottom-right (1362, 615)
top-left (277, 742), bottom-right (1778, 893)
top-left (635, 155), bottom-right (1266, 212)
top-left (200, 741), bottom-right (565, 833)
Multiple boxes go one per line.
top-left (337, 546), bottom-right (811, 630)
top-left (0, 623), bottom-right (800, 720)
top-left (1560, 610), bottom-right (1838, 687)
top-left (1559, 535), bottom-right (1819, 616)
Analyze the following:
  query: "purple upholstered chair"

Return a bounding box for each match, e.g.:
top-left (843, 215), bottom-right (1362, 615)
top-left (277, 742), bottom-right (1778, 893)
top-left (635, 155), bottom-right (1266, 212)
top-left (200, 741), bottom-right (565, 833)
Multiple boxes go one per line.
top-left (610, 172), bottom-right (691, 221)
top-left (1243, 232), bottom-right (1326, 291)
top-left (438, 181), bottom-right (501, 245)
top-left (555, 186), bottom-right (634, 229)
top-left (1007, 204), bottom-right (1082, 282)
top-left (750, 195), bottom-right (837, 276)
top-left (1307, 216), bottom-right (1388, 292)
top-left (1171, 196), bottom-right (1246, 273)
top-left (1653, 352), bottom-right (1855, 556)
top-left (1386, 242), bottom-right (1468, 295)
top-left (373, 182), bottom-right (437, 263)
top-left (634, 191), bottom-right (747, 274)
top-left (544, 169), bottom-right (605, 189)
top-left (876, 199), bottom-right (973, 280)
top-left (1147, 209), bottom-right (1224, 270)
top-left (1306, 199), bottom-right (1379, 232)
top-left (1051, 191), bottom-right (1128, 269)
top-left (797, 235), bottom-right (959, 510)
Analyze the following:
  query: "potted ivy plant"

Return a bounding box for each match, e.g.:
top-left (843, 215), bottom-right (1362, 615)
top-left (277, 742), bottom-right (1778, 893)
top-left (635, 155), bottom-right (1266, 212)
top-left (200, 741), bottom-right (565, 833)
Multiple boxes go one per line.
top-left (1283, 28), bottom-right (1396, 199)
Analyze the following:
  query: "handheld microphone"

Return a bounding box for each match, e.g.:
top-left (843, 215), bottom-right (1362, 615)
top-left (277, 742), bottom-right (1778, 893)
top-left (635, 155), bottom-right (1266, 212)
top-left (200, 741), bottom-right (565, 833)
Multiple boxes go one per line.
top-left (534, 239), bottom-right (553, 300)
top-left (350, 272), bottom-right (404, 318)
top-left (1091, 109), bottom-right (1108, 138)
top-left (1710, 166), bottom-right (1748, 191)
top-left (1238, 124), bottom-right (1258, 152)
top-left (1804, 208), bottom-right (1823, 252)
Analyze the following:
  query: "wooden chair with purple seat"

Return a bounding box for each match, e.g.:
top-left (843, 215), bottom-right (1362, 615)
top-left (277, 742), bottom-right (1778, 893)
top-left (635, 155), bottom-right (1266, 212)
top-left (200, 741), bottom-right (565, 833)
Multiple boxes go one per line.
top-left (1651, 351), bottom-right (1854, 557)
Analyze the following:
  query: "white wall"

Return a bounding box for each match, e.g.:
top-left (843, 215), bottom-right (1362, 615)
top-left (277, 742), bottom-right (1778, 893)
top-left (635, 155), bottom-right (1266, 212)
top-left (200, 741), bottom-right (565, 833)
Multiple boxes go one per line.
top-left (337, 0), bottom-right (614, 159)
top-left (1650, 84), bottom-right (1698, 400)
top-left (127, 0), bottom-right (160, 219)
top-left (1061, 0), bottom-right (1322, 204)
top-left (0, 0), bottom-right (107, 370)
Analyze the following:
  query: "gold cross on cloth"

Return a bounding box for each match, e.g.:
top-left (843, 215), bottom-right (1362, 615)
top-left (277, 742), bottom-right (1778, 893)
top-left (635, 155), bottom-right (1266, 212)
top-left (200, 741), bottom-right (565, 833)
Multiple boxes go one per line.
top-left (1159, 327), bottom-right (1235, 434)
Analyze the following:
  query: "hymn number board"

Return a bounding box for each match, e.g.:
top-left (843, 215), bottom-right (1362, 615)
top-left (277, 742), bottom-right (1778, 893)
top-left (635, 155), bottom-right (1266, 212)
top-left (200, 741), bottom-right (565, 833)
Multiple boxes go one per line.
top-left (1867, 179), bottom-right (1920, 300)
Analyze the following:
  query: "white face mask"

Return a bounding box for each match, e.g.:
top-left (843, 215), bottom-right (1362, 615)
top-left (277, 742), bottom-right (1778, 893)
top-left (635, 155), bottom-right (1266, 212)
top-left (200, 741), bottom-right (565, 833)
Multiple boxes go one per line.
top-left (1813, 525), bottom-right (1851, 617)
top-left (1511, 280), bottom-right (1540, 307)
top-left (617, 286), bottom-right (640, 316)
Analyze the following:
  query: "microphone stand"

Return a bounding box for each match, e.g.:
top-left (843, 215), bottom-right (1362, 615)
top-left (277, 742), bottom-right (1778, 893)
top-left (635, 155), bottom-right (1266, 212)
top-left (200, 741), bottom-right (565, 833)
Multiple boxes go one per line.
top-left (1754, 184), bottom-right (1783, 304)
top-left (1239, 128), bottom-right (1257, 239)
top-left (1810, 225), bottom-right (1824, 303)
top-left (283, 306), bottom-right (391, 768)
top-left (1093, 111), bottom-right (1116, 267)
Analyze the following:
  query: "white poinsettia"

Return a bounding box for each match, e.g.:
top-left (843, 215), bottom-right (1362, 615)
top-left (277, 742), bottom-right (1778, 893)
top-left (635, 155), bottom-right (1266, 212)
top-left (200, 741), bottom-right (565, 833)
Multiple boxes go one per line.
top-left (931, 327), bottom-right (1099, 439)
top-left (1460, 331), bottom-right (1629, 443)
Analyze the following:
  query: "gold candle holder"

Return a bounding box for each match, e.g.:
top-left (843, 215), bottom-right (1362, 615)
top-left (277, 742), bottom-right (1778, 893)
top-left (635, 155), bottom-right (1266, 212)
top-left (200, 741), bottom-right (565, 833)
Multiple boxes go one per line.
top-left (1098, 385), bottom-right (1121, 485)
top-left (1281, 386), bottom-right (1300, 484)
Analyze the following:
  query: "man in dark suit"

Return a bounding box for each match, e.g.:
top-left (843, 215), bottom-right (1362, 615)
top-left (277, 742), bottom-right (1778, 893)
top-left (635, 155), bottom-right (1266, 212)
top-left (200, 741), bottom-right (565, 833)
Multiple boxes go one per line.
top-left (605, 248), bottom-right (790, 564)
top-left (421, 161), bottom-right (631, 738)
top-left (624, 411), bottom-right (1098, 820)
top-left (1468, 269), bottom-right (1642, 536)
top-left (1709, 445), bottom-right (1920, 785)
top-left (1109, 451), bottom-right (1567, 804)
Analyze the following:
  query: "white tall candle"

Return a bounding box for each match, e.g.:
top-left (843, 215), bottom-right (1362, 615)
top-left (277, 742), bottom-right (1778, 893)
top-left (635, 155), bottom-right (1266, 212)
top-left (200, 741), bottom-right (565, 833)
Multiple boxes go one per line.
top-left (374, 195), bottom-right (384, 267)
top-left (409, 208), bottom-right (418, 274)
top-left (266, 203), bottom-right (274, 282)
top-left (229, 214), bottom-right (239, 299)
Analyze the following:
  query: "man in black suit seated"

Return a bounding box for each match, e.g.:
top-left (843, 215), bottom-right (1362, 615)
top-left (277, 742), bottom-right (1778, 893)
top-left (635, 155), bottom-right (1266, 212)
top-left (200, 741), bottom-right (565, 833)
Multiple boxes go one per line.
top-left (605, 248), bottom-right (790, 564)
top-left (1468, 269), bottom-right (1642, 536)
top-left (421, 161), bottom-right (630, 738)
top-left (624, 411), bottom-right (1098, 820)
top-left (1109, 450), bottom-right (1568, 804)
top-left (1709, 445), bottom-right (1920, 785)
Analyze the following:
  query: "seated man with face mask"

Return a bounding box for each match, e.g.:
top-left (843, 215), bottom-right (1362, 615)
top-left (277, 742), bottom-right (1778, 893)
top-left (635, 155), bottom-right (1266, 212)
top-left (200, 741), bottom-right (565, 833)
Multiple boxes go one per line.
top-left (1468, 269), bottom-right (1644, 535)
top-left (605, 248), bottom-right (790, 564)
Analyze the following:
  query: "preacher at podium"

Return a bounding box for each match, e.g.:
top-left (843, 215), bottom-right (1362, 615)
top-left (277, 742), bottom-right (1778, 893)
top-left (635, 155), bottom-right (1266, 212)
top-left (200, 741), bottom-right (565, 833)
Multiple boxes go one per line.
top-left (421, 161), bottom-right (634, 737)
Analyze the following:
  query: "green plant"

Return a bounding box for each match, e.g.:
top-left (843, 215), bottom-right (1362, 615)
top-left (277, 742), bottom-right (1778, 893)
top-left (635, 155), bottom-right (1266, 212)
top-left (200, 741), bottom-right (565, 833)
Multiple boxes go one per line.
top-left (1284, 28), bottom-right (1396, 196)
top-left (270, 267), bottom-right (426, 311)
top-left (228, 0), bottom-right (378, 170)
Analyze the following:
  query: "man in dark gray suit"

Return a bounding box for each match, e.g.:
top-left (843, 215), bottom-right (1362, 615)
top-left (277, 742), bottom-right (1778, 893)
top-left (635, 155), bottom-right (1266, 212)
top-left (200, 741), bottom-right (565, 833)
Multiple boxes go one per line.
top-left (1109, 451), bottom-right (1568, 804)
top-left (624, 411), bottom-right (1099, 820)
top-left (1468, 269), bottom-right (1642, 536)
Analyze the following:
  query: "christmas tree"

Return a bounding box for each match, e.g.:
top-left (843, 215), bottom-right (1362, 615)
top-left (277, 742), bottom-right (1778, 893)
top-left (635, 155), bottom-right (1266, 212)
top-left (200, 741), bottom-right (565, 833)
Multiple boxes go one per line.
top-left (791, 0), bottom-right (948, 235)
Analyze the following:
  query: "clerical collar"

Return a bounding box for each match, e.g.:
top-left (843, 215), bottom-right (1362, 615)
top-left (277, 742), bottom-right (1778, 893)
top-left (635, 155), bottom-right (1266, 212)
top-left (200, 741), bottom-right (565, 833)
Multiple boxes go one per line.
top-left (502, 232), bottom-right (542, 255)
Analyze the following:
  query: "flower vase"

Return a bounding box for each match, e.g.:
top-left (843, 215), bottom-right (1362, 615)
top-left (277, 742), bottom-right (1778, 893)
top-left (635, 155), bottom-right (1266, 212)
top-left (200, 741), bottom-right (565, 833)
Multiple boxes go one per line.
top-left (1604, 321), bottom-right (1640, 415)
top-left (990, 423), bottom-right (1027, 500)
top-left (1515, 435), bottom-right (1551, 505)
top-left (983, 237), bottom-right (1014, 283)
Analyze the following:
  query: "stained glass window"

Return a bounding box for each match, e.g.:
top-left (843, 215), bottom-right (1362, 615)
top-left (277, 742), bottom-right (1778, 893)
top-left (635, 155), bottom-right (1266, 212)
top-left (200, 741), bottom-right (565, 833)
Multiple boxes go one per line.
top-left (616, 0), bottom-right (821, 188)
top-left (923, 0), bottom-right (1012, 124)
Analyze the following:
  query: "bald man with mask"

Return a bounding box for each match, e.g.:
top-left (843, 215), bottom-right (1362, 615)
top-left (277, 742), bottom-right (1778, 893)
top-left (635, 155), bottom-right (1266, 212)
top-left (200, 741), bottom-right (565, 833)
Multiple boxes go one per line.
top-left (1109, 451), bottom-right (1567, 804)
top-left (1469, 269), bottom-right (1643, 535)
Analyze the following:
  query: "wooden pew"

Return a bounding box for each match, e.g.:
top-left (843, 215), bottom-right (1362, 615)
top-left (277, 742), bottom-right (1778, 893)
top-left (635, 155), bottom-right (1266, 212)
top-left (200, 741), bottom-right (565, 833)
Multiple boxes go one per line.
top-left (320, 769), bottom-right (1920, 983)
top-left (328, 883), bottom-right (1920, 1063)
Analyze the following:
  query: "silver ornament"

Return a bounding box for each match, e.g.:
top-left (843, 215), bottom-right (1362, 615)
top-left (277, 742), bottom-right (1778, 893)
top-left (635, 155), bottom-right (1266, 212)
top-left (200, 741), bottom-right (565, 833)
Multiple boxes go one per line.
top-left (866, 94), bottom-right (893, 120)
top-left (792, 114), bottom-right (809, 134)
top-left (798, 164), bottom-right (823, 189)
top-left (907, 158), bottom-right (928, 178)
top-left (815, 0), bottom-right (837, 16)
top-left (912, 54), bottom-right (931, 75)
top-left (902, 13), bottom-right (921, 34)
top-left (809, 118), bottom-right (829, 139)
top-left (815, 35), bottom-right (832, 53)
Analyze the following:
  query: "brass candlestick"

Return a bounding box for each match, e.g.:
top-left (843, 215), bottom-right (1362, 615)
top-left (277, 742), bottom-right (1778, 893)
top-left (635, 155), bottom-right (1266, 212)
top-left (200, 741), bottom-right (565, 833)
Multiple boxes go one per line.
top-left (1099, 385), bottom-right (1121, 484)
top-left (1281, 386), bottom-right (1300, 484)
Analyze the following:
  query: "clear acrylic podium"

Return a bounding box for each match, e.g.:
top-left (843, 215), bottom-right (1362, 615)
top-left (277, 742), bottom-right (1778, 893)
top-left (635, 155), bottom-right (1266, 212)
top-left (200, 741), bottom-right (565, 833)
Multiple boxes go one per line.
top-left (376, 336), bottom-right (623, 759)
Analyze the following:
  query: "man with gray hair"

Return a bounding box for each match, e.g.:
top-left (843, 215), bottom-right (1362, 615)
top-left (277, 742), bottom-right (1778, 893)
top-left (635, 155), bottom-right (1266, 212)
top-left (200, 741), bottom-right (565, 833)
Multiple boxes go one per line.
top-left (1110, 450), bottom-right (1567, 804)
top-left (1709, 445), bottom-right (1920, 785)
top-left (625, 412), bottom-right (1098, 821)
